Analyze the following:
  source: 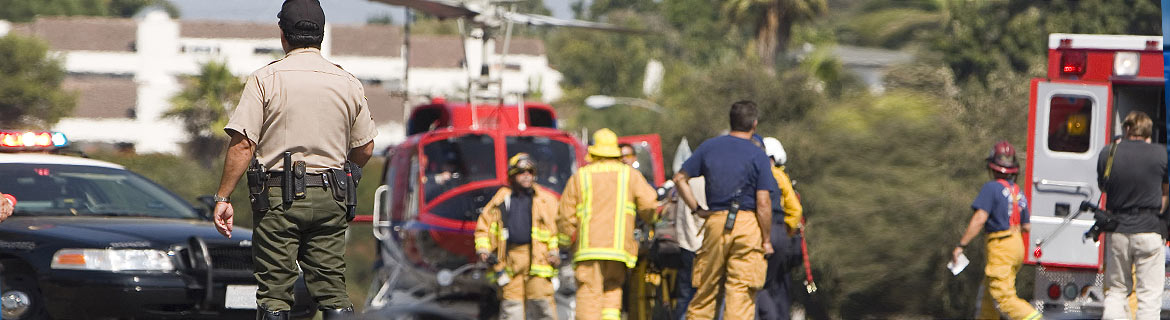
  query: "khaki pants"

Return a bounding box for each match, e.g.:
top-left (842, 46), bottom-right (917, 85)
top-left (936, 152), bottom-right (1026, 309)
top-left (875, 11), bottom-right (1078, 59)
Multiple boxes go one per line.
top-left (686, 211), bottom-right (766, 320)
top-left (976, 230), bottom-right (1039, 320)
top-left (1102, 232), bottom-right (1165, 320)
top-left (575, 260), bottom-right (627, 320)
top-left (253, 187), bottom-right (350, 311)
top-left (500, 244), bottom-right (556, 320)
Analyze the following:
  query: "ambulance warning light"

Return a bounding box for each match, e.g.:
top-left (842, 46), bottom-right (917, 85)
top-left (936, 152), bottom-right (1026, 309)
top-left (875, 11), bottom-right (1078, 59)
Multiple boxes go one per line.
top-left (1059, 51), bottom-right (1086, 78)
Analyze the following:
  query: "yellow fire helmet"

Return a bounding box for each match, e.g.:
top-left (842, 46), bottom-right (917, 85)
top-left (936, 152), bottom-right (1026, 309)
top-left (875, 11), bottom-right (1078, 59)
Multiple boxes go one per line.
top-left (508, 152), bottom-right (537, 176)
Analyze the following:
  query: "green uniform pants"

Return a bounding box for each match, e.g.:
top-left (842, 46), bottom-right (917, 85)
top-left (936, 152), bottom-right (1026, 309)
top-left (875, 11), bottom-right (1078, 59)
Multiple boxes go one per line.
top-left (254, 187), bottom-right (350, 311)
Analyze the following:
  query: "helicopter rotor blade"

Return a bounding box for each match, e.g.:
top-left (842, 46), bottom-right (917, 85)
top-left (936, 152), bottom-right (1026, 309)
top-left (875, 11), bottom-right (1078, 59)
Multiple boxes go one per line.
top-left (501, 12), bottom-right (645, 33)
top-left (369, 0), bottom-right (479, 19)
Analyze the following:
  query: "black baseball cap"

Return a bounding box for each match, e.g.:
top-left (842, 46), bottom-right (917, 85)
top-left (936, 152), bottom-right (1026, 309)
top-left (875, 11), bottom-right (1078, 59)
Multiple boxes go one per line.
top-left (278, 0), bottom-right (325, 36)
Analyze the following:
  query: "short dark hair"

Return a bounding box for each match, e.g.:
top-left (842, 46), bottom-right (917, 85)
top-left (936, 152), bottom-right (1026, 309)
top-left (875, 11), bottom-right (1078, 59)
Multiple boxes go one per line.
top-left (282, 21), bottom-right (323, 49)
top-left (729, 100), bottom-right (758, 132)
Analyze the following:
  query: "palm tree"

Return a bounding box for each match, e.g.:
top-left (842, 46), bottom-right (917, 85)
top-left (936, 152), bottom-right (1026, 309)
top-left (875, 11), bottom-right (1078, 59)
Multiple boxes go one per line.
top-left (164, 61), bottom-right (243, 167)
top-left (722, 0), bottom-right (827, 68)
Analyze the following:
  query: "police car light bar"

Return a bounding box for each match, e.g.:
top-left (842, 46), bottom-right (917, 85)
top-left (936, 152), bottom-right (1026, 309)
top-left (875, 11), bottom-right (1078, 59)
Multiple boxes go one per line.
top-left (0, 131), bottom-right (68, 150)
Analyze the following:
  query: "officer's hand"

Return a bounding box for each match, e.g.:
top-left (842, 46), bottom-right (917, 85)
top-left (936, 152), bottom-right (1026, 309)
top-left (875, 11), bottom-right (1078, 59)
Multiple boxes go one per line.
top-left (478, 252), bottom-right (490, 263)
top-left (0, 197), bottom-right (13, 222)
top-left (694, 209), bottom-right (714, 219)
top-left (213, 202), bottom-right (234, 238)
top-left (763, 242), bottom-right (774, 257)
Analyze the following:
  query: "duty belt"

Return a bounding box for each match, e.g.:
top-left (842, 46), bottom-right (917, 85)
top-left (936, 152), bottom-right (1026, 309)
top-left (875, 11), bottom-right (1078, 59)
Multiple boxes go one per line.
top-left (266, 173), bottom-right (327, 187)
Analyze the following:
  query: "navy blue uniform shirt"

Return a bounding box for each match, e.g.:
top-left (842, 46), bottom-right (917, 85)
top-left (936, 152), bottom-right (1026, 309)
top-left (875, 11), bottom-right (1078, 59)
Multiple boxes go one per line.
top-left (504, 189), bottom-right (533, 244)
top-left (680, 135), bottom-right (778, 212)
top-left (971, 180), bottom-right (1030, 233)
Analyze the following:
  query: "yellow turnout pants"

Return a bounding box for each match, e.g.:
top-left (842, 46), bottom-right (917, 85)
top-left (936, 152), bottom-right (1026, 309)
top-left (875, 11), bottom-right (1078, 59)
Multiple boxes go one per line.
top-left (686, 210), bottom-right (767, 320)
top-left (575, 260), bottom-right (627, 320)
top-left (977, 230), bottom-right (1041, 320)
top-left (500, 244), bottom-right (556, 320)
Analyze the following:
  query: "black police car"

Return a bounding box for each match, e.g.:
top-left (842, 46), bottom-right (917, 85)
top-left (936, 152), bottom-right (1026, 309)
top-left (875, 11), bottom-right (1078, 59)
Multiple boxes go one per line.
top-left (0, 132), bottom-right (314, 319)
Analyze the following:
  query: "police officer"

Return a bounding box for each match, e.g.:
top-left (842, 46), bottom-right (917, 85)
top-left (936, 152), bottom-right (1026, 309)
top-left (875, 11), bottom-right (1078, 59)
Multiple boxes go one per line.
top-left (475, 153), bottom-right (561, 320)
top-left (673, 100), bottom-right (776, 320)
top-left (952, 141), bottom-right (1040, 320)
top-left (757, 137), bottom-right (802, 320)
top-left (211, 0), bottom-right (377, 318)
top-left (558, 128), bottom-right (658, 320)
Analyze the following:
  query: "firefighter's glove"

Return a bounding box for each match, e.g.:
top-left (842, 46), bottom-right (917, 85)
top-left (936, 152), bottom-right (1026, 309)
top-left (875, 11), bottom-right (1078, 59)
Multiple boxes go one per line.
top-left (549, 250), bottom-right (561, 267)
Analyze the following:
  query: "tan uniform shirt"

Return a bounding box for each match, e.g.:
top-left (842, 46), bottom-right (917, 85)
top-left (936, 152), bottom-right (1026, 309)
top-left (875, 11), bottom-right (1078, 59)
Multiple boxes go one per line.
top-left (224, 47), bottom-right (377, 173)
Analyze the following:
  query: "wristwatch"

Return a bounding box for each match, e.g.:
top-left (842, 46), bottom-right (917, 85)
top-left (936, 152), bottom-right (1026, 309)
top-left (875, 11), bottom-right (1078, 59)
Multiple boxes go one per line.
top-left (212, 194), bottom-right (231, 203)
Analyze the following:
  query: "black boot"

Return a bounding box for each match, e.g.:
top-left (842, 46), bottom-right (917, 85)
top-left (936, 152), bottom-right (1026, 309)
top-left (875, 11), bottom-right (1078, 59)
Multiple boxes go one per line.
top-left (321, 306), bottom-right (355, 320)
top-left (256, 306), bottom-right (289, 320)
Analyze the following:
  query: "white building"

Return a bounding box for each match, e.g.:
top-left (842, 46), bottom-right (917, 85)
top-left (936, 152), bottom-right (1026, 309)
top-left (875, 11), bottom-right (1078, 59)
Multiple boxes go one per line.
top-left (0, 8), bottom-right (563, 154)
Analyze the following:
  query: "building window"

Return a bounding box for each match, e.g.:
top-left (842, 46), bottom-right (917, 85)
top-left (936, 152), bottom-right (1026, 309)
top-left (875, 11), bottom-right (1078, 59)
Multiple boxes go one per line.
top-left (182, 45), bottom-right (220, 54)
top-left (1047, 95), bottom-right (1093, 153)
top-left (254, 47), bottom-right (281, 55)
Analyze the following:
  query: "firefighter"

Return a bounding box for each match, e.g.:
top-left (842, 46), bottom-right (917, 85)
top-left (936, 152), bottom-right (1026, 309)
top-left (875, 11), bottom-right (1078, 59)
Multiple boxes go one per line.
top-left (558, 128), bottom-right (659, 320)
top-left (475, 153), bottom-right (561, 320)
top-left (673, 100), bottom-right (776, 320)
top-left (952, 141), bottom-right (1041, 320)
top-left (757, 137), bottom-right (802, 320)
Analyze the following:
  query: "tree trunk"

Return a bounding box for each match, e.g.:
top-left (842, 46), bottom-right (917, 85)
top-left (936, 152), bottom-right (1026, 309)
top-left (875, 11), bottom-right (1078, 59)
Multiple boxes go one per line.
top-left (756, 3), bottom-right (781, 69)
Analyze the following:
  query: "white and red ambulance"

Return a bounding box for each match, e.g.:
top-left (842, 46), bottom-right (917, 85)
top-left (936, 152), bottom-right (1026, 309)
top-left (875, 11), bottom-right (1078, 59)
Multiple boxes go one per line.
top-left (1024, 33), bottom-right (1165, 316)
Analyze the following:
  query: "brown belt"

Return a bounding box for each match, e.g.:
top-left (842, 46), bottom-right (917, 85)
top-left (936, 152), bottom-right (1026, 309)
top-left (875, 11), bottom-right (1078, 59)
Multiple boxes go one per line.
top-left (265, 173), bottom-right (327, 188)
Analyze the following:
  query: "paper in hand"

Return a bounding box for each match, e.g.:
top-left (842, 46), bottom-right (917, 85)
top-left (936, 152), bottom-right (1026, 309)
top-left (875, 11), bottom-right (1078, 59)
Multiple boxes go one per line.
top-left (947, 253), bottom-right (970, 276)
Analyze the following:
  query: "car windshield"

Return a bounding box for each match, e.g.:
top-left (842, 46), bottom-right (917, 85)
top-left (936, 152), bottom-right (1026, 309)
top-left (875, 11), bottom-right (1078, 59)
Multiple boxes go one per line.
top-left (0, 163), bottom-right (199, 219)
top-left (506, 136), bottom-right (576, 193)
top-left (422, 134), bottom-right (497, 202)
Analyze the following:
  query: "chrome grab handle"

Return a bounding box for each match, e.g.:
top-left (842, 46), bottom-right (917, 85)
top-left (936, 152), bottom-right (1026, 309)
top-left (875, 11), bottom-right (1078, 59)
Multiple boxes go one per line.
top-left (1035, 179), bottom-right (1090, 189)
top-left (373, 185), bottom-right (390, 241)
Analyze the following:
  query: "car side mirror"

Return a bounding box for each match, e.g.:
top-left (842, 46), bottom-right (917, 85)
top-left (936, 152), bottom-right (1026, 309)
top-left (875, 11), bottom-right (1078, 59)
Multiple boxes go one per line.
top-left (195, 195), bottom-right (216, 220)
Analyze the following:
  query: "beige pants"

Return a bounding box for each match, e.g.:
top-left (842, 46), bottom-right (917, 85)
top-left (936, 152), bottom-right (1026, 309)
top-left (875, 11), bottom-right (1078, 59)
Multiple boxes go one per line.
top-left (1102, 232), bottom-right (1165, 320)
top-left (686, 211), bottom-right (767, 320)
top-left (501, 244), bottom-right (556, 320)
top-left (574, 260), bottom-right (627, 320)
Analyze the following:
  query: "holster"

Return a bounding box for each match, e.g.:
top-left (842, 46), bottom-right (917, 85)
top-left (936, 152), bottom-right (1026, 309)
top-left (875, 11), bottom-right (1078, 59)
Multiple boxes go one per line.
top-left (725, 201), bottom-right (740, 231)
top-left (282, 152), bottom-right (294, 205)
top-left (327, 161), bottom-right (362, 221)
top-left (246, 158), bottom-right (268, 213)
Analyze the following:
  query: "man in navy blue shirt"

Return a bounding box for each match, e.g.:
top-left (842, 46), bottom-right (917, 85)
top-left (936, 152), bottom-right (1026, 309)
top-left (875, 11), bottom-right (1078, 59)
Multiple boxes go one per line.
top-left (674, 100), bottom-right (776, 320)
top-left (953, 141), bottom-right (1039, 320)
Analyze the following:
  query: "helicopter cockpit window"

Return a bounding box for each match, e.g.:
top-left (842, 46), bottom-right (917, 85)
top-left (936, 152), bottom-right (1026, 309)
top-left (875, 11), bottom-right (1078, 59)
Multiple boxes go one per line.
top-left (507, 136), bottom-right (576, 193)
top-left (422, 134), bottom-right (497, 202)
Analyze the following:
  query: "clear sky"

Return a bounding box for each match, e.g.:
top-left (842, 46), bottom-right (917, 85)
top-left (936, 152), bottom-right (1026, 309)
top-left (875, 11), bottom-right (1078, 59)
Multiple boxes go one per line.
top-left (169, 0), bottom-right (574, 24)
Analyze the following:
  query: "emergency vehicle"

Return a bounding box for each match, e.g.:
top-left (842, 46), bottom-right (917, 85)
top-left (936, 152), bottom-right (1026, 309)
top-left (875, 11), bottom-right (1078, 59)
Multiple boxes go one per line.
top-left (1024, 34), bottom-right (1165, 316)
top-left (0, 131), bottom-right (315, 319)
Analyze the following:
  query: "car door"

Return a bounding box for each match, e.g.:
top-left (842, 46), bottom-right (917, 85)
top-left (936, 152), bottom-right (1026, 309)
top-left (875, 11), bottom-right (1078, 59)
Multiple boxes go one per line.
top-left (1025, 79), bottom-right (1111, 267)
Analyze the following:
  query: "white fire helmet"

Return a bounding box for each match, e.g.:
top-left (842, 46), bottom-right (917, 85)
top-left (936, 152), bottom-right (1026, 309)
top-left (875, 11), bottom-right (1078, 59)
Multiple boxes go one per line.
top-left (762, 137), bottom-right (786, 166)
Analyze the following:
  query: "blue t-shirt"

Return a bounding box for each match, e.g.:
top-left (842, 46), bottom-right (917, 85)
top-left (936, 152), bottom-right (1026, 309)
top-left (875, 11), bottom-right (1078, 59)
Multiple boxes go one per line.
top-left (971, 180), bottom-right (1030, 233)
top-left (680, 135), bottom-right (778, 211)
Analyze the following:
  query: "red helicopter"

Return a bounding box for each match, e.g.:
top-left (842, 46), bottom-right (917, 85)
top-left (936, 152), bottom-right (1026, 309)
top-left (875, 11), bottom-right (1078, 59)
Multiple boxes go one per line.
top-left (360, 97), bottom-right (665, 317)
